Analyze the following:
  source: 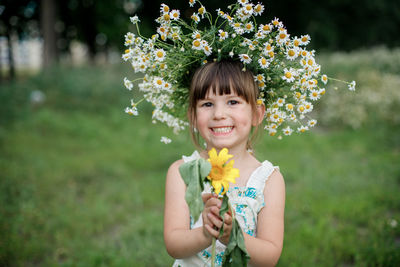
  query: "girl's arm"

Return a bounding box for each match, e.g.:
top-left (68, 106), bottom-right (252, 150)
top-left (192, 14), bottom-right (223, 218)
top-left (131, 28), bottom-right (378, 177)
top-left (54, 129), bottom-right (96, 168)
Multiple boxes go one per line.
top-left (245, 169), bottom-right (286, 267)
top-left (163, 159), bottom-right (213, 258)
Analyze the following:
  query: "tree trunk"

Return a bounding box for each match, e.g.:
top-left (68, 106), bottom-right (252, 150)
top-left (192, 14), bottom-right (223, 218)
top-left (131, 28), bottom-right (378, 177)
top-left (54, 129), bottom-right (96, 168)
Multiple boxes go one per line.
top-left (41, 0), bottom-right (58, 68)
top-left (5, 27), bottom-right (15, 80)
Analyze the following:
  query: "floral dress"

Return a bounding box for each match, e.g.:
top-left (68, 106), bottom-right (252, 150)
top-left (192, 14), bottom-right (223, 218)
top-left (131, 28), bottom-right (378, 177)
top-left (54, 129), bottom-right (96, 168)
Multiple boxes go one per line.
top-left (173, 151), bottom-right (279, 267)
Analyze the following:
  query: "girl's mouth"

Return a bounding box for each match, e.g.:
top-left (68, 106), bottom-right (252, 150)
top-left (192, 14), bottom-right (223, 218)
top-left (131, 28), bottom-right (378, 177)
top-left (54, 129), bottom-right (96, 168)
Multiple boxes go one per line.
top-left (211, 126), bottom-right (234, 135)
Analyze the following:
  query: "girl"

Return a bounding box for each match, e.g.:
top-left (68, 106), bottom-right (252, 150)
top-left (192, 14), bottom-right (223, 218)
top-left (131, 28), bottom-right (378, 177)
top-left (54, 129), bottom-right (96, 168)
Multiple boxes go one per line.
top-left (164, 60), bottom-right (285, 267)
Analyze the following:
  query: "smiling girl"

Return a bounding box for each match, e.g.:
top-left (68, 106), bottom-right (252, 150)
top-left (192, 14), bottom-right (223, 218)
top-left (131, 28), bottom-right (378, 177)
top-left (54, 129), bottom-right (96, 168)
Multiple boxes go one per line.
top-left (164, 60), bottom-right (285, 266)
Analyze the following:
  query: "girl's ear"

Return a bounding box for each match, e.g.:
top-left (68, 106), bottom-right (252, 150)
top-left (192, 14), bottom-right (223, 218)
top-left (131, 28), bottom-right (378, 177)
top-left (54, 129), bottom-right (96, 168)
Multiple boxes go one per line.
top-left (252, 103), bottom-right (265, 126)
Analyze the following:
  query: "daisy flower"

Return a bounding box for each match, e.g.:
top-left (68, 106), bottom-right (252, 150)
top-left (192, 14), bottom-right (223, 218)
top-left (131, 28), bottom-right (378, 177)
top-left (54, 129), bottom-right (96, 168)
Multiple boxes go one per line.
top-left (282, 68), bottom-right (296, 83)
top-left (271, 17), bottom-right (282, 28)
top-left (292, 37), bottom-right (301, 47)
top-left (191, 13), bottom-right (200, 23)
top-left (348, 81), bottom-right (356, 91)
top-left (255, 74), bottom-right (265, 83)
top-left (285, 103), bottom-right (294, 112)
top-left (198, 6), bottom-right (206, 18)
top-left (276, 29), bottom-right (289, 45)
top-left (297, 125), bottom-right (309, 133)
top-left (124, 77), bottom-right (133, 90)
top-left (160, 136), bottom-right (172, 144)
top-left (244, 22), bottom-right (254, 33)
top-left (300, 34), bottom-right (311, 45)
top-left (189, 0), bottom-right (196, 7)
top-left (153, 77), bottom-right (165, 89)
top-left (203, 43), bottom-right (212, 56)
top-left (130, 16), bottom-right (140, 24)
top-left (238, 0), bottom-right (248, 5)
top-left (309, 89), bottom-right (320, 101)
top-left (154, 48), bottom-right (166, 61)
top-left (218, 29), bottom-right (228, 40)
top-left (308, 119), bottom-right (317, 127)
top-left (277, 98), bottom-right (285, 106)
top-left (254, 3), bottom-right (264, 15)
top-left (192, 31), bottom-right (202, 39)
top-left (285, 47), bottom-right (299, 61)
top-left (259, 23), bottom-right (272, 34)
top-left (283, 126), bottom-right (293, 136)
top-left (321, 74), bottom-right (328, 84)
top-left (192, 39), bottom-right (203, 50)
top-left (160, 4), bottom-right (169, 14)
top-left (239, 54), bottom-right (252, 64)
top-left (125, 106), bottom-right (138, 116)
top-left (170, 10), bottom-right (180, 20)
top-left (304, 102), bottom-right (313, 113)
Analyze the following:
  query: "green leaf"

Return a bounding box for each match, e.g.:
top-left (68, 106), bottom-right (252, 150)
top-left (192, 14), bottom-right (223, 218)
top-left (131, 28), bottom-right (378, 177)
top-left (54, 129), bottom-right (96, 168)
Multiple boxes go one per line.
top-left (222, 217), bottom-right (250, 267)
top-left (179, 158), bottom-right (211, 222)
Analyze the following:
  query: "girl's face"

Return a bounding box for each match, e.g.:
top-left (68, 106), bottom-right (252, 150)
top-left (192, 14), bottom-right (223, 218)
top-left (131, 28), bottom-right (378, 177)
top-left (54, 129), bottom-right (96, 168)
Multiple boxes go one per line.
top-left (195, 90), bottom-right (262, 151)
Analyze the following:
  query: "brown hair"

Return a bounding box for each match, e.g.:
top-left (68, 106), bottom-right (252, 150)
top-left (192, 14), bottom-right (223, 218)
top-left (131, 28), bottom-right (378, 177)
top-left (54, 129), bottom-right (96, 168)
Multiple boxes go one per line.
top-left (188, 60), bottom-right (263, 150)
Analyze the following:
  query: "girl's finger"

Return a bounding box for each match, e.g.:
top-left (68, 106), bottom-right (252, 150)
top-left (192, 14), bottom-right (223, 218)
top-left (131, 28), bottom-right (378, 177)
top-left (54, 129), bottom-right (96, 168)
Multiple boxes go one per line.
top-left (208, 212), bottom-right (223, 229)
top-left (204, 224), bottom-right (219, 238)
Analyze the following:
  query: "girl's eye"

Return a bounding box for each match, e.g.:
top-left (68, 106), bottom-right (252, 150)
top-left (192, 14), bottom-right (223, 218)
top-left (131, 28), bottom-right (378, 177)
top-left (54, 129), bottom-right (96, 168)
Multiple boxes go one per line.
top-left (228, 100), bottom-right (239, 105)
top-left (201, 102), bottom-right (213, 107)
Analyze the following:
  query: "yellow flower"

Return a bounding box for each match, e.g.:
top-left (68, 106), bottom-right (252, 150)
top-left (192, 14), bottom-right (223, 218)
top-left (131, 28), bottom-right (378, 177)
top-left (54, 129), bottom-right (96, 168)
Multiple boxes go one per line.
top-left (207, 148), bottom-right (239, 195)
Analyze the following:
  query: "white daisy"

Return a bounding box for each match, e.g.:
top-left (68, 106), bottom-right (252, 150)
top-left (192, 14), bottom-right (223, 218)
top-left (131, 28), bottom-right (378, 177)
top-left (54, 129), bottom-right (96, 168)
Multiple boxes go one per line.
top-left (170, 10), bottom-right (180, 20)
top-left (308, 119), bottom-right (317, 127)
top-left (154, 49), bottom-right (166, 61)
top-left (124, 77), bottom-right (133, 90)
top-left (309, 89), bottom-right (320, 101)
top-left (239, 54), bottom-right (252, 64)
top-left (282, 68), bottom-right (296, 83)
top-left (160, 136), bottom-right (172, 144)
top-left (189, 0), bottom-right (196, 7)
top-left (300, 34), bottom-right (311, 45)
top-left (285, 47), bottom-right (299, 61)
top-left (218, 29), bottom-right (228, 40)
top-left (283, 126), bottom-right (293, 136)
top-left (191, 13), bottom-right (200, 23)
top-left (258, 56), bottom-right (270, 69)
top-left (125, 106), bottom-right (138, 116)
top-left (297, 125), bottom-right (309, 133)
top-left (348, 81), bottom-right (356, 91)
top-left (321, 74), bottom-right (328, 85)
top-left (253, 3), bottom-right (264, 15)
top-left (130, 16), bottom-right (140, 24)
top-left (192, 39), bottom-right (203, 50)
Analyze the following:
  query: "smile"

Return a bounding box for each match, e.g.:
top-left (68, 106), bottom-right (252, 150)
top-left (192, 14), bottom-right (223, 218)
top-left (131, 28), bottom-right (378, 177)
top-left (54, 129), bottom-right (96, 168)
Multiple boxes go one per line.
top-left (211, 126), bottom-right (234, 134)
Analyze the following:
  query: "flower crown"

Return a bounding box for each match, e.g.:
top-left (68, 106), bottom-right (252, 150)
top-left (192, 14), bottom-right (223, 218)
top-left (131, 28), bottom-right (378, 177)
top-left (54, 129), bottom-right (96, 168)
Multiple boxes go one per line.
top-left (122, 0), bottom-right (355, 143)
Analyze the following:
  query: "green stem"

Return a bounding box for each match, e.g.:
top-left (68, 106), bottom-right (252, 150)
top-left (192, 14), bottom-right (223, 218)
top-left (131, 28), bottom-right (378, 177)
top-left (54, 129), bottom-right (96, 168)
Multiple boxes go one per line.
top-left (211, 237), bottom-right (216, 267)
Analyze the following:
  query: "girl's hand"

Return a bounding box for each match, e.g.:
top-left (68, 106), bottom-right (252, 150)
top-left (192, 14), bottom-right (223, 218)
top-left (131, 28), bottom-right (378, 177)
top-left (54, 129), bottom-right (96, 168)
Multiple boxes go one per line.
top-left (202, 194), bottom-right (233, 245)
top-left (201, 193), bottom-right (220, 240)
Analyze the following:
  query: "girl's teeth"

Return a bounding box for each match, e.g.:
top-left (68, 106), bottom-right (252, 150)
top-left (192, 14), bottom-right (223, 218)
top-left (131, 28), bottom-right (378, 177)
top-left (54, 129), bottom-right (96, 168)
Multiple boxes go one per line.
top-left (213, 127), bottom-right (233, 133)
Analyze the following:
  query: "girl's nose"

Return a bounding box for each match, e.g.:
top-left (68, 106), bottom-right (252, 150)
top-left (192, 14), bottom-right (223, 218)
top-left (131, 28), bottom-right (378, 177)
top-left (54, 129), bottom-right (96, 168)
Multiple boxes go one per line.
top-left (213, 103), bottom-right (226, 120)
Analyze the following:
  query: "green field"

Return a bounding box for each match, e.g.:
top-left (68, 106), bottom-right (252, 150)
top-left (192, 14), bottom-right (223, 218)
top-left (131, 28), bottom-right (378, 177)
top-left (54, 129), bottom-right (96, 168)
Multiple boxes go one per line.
top-left (1, 49), bottom-right (400, 266)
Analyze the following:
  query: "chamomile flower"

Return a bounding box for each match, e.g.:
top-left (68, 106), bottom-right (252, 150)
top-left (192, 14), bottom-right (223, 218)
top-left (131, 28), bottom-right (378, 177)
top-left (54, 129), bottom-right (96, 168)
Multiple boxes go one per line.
top-left (192, 31), bottom-right (202, 39)
top-left (160, 4), bottom-right (169, 13)
top-left (321, 74), bottom-right (328, 84)
top-left (238, 0), bottom-right (249, 5)
top-left (192, 39), bottom-right (203, 50)
top-left (277, 98), bottom-right (285, 106)
top-left (307, 119), bottom-right (317, 127)
top-left (259, 24), bottom-right (272, 34)
top-left (348, 81), bottom-right (356, 91)
top-left (198, 6), bottom-right (206, 18)
top-left (153, 77), bottom-right (165, 89)
top-left (130, 16), bottom-right (140, 24)
top-left (309, 89), bottom-right (320, 101)
top-left (286, 47), bottom-right (299, 61)
top-left (282, 68), bottom-right (296, 83)
top-left (297, 125), bottom-right (309, 133)
top-left (124, 77), bottom-right (133, 90)
top-left (170, 10), bottom-right (180, 20)
top-left (125, 106), bottom-right (138, 116)
top-left (239, 54), bottom-right (252, 64)
top-left (191, 13), bottom-right (200, 23)
top-left (271, 17), bottom-right (282, 28)
top-left (292, 37), bottom-right (301, 47)
top-left (244, 22), bottom-right (254, 33)
top-left (283, 126), bottom-right (293, 136)
top-left (254, 3), bottom-right (264, 15)
top-left (160, 136), bottom-right (172, 144)
top-left (304, 102), bottom-right (313, 113)
top-left (276, 29), bottom-right (289, 45)
top-left (154, 49), bottom-right (166, 61)
top-left (258, 57), bottom-right (270, 69)
top-left (285, 103), bottom-right (294, 112)
top-left (254, 74), bottom-right (265, 83)
top-left (203, 43), bottom-right (212, 56)
top-left (300, 34), bottom-right (311, 45)
top-left (218, 29), bottom-right (228, 40)
top-left (189, 0), bottom-right (196, 7)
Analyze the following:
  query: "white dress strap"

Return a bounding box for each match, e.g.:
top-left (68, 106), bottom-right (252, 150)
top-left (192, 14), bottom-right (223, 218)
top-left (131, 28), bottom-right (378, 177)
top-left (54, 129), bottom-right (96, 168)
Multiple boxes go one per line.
top-left (182, 150), bottom-right (201, 162)
top-left (246, 160), bottom-right (278, 191)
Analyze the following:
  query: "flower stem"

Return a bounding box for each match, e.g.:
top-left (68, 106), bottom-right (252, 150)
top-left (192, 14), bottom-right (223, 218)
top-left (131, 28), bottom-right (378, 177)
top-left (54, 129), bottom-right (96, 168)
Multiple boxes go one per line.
top-left (211, 237), bottom-right (216, 267)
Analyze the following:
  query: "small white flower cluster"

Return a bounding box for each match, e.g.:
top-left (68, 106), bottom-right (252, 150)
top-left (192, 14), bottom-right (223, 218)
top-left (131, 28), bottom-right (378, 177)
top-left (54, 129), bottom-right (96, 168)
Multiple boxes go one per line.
top-left (122, 0), bottom-right (356, 141)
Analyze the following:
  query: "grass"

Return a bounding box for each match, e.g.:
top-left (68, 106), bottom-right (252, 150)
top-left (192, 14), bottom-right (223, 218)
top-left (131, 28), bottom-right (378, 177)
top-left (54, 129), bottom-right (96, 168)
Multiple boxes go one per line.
top-left (1, 59), bottom-right (400, 266)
